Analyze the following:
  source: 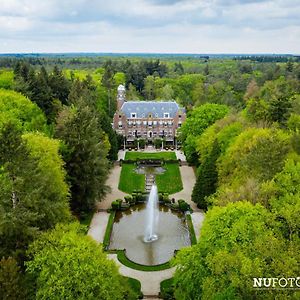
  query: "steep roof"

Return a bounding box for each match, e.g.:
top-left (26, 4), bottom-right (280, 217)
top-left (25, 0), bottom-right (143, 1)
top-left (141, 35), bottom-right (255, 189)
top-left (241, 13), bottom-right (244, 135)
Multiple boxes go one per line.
top-left (120, 101), bottom-right (184, 118)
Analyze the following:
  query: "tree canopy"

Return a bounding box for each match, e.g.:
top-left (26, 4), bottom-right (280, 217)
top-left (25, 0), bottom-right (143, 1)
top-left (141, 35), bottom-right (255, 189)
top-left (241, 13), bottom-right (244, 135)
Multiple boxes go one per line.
top-left (26, 223), bottom-right (136, 300)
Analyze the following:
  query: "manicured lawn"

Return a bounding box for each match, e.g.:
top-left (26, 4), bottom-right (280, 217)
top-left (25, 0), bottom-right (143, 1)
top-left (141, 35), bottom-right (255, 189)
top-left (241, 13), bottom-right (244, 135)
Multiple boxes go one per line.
top-left (156, 163), bottom-right (183, 194)
top-left (102, 211), bottom-right (116, 249)
top-left (125, 151), bottom-right (177, 160)
top-left (118, 163), bottom-right (145, 193)
top-left (112, 250), bottom-right (171, 271)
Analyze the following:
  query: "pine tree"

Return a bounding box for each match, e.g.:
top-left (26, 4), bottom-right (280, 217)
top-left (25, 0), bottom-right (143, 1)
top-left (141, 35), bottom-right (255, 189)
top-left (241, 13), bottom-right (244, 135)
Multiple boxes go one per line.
top-left (55, 98), bottom-right (110, 215)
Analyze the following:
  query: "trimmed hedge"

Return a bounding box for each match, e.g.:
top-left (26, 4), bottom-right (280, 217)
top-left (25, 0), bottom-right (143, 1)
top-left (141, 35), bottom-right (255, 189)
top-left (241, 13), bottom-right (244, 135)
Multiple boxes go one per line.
top-left (102, 211), bottom-right (116, 250)
top-left (186, 214), bottom-right (197, 245)
top-left (123, 276), bottom-right (143, 299)
top-left (159, 278), bottom-right (175, 300)
top-left (109, 250), bottom-right (172, 271)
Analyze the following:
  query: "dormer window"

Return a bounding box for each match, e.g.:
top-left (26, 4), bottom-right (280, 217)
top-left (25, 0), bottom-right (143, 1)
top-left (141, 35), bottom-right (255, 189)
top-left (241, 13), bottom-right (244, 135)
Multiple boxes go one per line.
top-left (164, 113), bottom-right (170, 118)
top-left (131, 113), bottom-right (137, 118)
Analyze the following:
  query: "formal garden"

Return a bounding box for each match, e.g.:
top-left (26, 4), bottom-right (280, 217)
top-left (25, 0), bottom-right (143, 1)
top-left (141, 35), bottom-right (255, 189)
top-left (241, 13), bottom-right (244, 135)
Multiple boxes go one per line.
top-left (100, 151), bottom-right (196, 298)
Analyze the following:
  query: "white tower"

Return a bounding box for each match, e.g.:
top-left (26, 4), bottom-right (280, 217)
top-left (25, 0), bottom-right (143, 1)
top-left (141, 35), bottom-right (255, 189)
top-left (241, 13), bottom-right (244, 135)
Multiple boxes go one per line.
top-left (117, 84), bottom-right (126, 110)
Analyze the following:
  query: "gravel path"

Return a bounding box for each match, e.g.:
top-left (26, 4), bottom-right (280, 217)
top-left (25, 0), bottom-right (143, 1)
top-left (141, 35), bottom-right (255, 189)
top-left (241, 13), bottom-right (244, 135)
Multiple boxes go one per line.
top-left (170, 165), bottom-right (201, 212)
top-left (87, 212), bottom-right (109, 243)
top-left (109, 254), bottom-right (175, 296)
top-left (96, 165), bottom-right (128, 210)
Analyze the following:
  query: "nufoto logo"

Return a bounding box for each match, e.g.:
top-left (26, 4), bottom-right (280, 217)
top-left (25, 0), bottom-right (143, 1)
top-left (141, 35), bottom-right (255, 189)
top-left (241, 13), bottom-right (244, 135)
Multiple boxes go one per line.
top-left (253, 277), bottom-right (300, 289)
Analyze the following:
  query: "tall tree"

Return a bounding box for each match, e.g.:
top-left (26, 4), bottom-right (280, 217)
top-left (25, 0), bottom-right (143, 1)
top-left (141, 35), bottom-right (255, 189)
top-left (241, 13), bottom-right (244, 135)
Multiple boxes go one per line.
top-left (0, 123), bottom-right (70, 258)
top-left (192, 139), bottom-right (220, 210)
top-left (55, 100), bottom-right (110, 215)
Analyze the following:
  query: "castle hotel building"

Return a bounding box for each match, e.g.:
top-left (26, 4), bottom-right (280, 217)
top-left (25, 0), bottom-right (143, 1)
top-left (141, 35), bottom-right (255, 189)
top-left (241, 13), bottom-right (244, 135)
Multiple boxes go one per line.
top-left (113, 85), bottom-right (186, 144)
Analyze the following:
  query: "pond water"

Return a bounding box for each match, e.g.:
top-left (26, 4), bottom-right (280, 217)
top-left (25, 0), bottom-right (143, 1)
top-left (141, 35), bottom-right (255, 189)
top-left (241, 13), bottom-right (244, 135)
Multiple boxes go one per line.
top-left (109, 204), bottom-right (191, 265)
top-left (135, 165), bottom-right (166, 175)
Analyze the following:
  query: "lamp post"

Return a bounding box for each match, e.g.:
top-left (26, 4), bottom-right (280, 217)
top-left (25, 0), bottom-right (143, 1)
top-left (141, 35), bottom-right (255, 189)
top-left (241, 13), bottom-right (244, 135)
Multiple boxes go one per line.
top-left (123, 135), bottom-right (126, 151)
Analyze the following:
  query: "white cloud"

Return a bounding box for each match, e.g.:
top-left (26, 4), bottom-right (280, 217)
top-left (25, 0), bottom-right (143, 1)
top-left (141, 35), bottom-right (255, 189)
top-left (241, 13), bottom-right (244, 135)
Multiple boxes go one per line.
top-left (0, 0), bottom-right (299, 53)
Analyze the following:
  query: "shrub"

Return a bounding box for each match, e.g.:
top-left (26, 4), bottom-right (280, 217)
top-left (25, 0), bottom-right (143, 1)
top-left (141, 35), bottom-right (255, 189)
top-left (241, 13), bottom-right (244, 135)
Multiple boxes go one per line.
top-left (124, 195), bottom-right (133, 203)
top-left (178, 199), bottom-right (190, 212)
top-left (111, 199), bottom-right (123, 210)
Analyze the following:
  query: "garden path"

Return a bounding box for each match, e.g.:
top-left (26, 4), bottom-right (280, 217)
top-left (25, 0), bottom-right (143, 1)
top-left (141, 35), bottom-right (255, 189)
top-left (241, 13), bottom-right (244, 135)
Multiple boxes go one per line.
top-left (96, 165), bottom-right (127, 210)
top-left (109, 254), bottom-right (175, 297)
top-left (87, 211), bottom-right (109, 243)
top-left (170, 165), bottom-right (201, 211)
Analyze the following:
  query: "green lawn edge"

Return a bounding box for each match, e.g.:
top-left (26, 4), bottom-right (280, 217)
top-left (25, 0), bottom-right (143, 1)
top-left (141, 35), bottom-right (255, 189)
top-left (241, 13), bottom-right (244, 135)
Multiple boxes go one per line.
top-left (118, 163), bottom-right (145, 194)
top-left (156, 163), bottom-right (183, 194)
top-left (109, 249), bottom-right (172, 271)
top-left (103, 211), bottom-right (116, 249)
top-left (186, 214), bottom-right (197, 245)
top-left (125, 151), bottom-right (177, 160)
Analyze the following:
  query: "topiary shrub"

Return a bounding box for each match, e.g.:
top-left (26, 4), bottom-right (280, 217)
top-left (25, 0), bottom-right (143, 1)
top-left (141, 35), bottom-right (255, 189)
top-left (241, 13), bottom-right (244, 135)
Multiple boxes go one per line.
top-left (178, 199), bottom-right (191, 212)
top-left (111, 199), bottom-right (123, 210)
top-left (124, 195), bottom-right (135, 205)
top-left (162, 193), bottom-right (171, 203)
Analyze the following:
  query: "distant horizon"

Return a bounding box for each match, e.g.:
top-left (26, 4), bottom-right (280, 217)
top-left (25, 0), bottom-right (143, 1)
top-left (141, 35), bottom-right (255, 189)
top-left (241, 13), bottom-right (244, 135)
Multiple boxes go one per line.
top-left (0, 52), bottom-right (298, 56)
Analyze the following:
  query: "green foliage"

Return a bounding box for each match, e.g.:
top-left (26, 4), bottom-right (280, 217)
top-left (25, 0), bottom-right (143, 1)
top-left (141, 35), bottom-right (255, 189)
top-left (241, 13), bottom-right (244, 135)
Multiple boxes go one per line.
top-left (245, 98), bottom-right (270, 124)
top-left (14, 63), bottom-right (71, 122)
top-left (103, 211), bottom-right (116, 249)
top-left (0, 257), bottom-right (26, 300)
top-left (23, 132), bottom-right (71, 229)
top-left (261, 159), bottom-right (300, 239)
top-left (180, 103), bottom-right (229, 164)
top-left (218, 128), bottom-right (291, 186)
top-left (287, 113), bottom-right (300, 131)
top-left (26, 223), bottom-right (131, 300)
top-left (0, 123), bottom-right (70, 258)
top-left (177, 199), bottom-right (190, 212)
top-left (0, 70), bottom-right (14, 89)
top-left (180, 103), bottom-right (230, 141)
top-left (156, 163), bottom-right (183, 194)
top-left (118, 164), bottom-right (145, 193)
top-left (160, 278), bottom-right (175, 300)
top-left (0, 89), bottom-right (47, 132)
top-left (174, 202), bottom-right (299, 300)
top-left (123, 276), bottom-right (143, 299)
top-left (55, 100), bottom-right (109, 215)
top-left (186, 214), bottom-right (197, 245)
top-left (192, 139), bottom-right (220, 210)
top-left (196, 116), bottom-right (244, 165)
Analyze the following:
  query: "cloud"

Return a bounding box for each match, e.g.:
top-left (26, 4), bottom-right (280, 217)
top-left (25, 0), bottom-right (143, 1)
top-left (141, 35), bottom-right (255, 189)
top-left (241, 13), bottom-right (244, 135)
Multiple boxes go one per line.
top-left (0, 0), bottom-right (299, 53)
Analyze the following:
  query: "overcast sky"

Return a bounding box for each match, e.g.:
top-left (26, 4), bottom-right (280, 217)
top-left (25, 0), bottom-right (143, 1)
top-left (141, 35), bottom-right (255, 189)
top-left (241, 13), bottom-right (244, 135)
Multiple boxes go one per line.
top-left (0, 0), bottom-right (299, 54)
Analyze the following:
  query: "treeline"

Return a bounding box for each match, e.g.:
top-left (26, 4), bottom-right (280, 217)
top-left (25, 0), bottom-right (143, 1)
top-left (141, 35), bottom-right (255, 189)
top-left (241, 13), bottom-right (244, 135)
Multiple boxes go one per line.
top-left (173, 67), bottom-right (300, 299)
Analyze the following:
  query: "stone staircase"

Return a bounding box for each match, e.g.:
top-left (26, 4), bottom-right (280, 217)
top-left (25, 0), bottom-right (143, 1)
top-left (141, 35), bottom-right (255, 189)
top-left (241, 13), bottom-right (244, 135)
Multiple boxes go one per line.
top-left (145, 173), bottom-right (155, 192)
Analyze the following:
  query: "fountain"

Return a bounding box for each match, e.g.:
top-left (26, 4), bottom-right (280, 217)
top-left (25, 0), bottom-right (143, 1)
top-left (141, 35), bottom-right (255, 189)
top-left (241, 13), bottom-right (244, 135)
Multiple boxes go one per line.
top-left (144, 184), bottom-right (159, 243)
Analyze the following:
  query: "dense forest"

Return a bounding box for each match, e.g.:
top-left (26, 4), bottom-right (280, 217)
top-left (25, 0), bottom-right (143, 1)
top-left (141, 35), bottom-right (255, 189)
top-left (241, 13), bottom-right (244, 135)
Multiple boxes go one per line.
top-left (0, 54), bottom-right (299, 299)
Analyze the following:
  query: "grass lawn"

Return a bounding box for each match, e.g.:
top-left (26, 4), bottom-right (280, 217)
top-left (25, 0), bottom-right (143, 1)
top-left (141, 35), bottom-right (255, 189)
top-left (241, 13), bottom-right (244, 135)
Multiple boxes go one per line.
top-left (125, 151), bottom-right (177, 160)
top-left (156, 163), bottom-right (183, 194)
top-left (118, 163), bottom-right (145, 193)
top-left (112, 250), bottom-right (171, 271)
